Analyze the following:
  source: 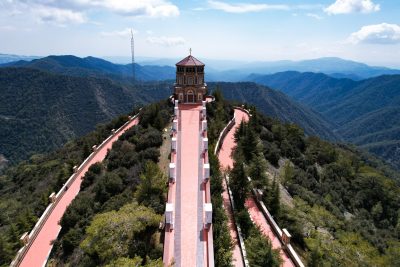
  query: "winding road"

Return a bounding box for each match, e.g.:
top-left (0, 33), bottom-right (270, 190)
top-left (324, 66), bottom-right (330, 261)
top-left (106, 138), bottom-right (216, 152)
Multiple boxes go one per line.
top-left (218, 108), bottom-right (295, 267)
top-left (17, 117), bottom-right (139, 267)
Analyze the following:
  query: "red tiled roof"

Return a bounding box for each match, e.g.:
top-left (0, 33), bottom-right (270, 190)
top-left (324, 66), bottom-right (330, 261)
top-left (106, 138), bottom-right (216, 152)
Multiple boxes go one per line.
top-left (176, 55), bottom-right (205, 66)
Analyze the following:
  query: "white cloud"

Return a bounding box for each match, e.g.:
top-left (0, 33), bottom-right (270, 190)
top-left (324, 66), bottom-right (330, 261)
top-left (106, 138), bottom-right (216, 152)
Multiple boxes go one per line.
top-left (348, 23), bottom-right (400, 44)
top-left (33, 6), bottom-right (87, 25)
top-left (0, 25), bottom-right (16, 31)
top-left (101, 28), bottom-right (137, 38)
top-left (147, 36), bottom-right (186, 46)
top-left (324, 0), bottom-right (380, 15)
top-left (2, 0), bottom-right (179, 25)
top-left (86, 0), bottom-right (179, 17)
top-left (306, 13), bottom-right (323, 20)
top-left (208, 0), bottom-right (289, 13)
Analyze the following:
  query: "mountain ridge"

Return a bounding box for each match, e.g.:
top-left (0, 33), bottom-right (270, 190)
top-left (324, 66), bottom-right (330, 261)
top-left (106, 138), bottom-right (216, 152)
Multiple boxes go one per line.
top-left (248, 71), bottom-right (400, 169)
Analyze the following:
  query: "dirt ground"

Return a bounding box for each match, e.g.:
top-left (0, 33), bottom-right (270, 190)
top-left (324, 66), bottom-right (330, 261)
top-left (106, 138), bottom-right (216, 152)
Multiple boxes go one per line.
top-left (158, 123), bottom-right (172, 176)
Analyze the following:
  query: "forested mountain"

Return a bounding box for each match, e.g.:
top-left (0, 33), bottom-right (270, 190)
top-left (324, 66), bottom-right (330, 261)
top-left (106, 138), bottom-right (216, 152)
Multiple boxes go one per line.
top-left (249, 72), bottom-right (400, 169)
top-left (1, 94), bottom-right (399, 266)
top-left (0, 69), bottom-right (338, 165)
top-left (0, 68), bottom-right (171, 164)
top-left (208, 82), bottom-right (339, 141)
top-left (225, 101), bottom-right (400, 266)
top-left (1, 55), bottom-right (175, 81)
top-left (0, 102), bottom-right (171, 266)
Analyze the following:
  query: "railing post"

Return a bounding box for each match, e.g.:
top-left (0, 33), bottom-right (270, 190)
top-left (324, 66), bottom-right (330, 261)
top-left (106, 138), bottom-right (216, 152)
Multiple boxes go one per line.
top-left (203, 137), bottom-right (208, 154)
top-left (204, 203), bottom-right (212, 229)
top-left (20, 232), bottom-right (29, 246)
top-left (169, 163), bottom-right (176, 183)
top-left (49, 192), bottom-right (56, 203)
top-left (282, 228), bottom-right (292, 246)
top-left (173, 119), bottom-right (178, 132)
top-left (203, 163), bottom-right (210, 182)
top-left (165, 203), bottom-right (174, 230)
top-left (171, 137), bottom-right (177, 152)
top-left (202, 120), bottom-right (207, 132)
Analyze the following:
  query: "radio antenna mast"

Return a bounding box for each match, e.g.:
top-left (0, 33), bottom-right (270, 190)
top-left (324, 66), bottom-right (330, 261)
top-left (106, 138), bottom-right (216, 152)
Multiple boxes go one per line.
top-left (131, 29), bottom-right (135, 83)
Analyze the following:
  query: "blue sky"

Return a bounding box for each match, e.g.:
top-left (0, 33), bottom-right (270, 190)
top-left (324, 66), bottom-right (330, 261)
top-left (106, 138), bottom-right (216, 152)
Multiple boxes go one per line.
top-left (0, 0), bottom-right (400, 67)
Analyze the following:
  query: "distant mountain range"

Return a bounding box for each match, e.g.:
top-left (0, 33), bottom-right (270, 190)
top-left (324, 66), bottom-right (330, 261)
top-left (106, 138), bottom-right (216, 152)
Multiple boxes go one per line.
top-left (208, 82), bottom-right (338, 141)
top-left (1, 55), bottom-right (175, 81)
top-left (3, 54), bottom-right (400, 81)
top-left (0, 53), bottom-right (40, 64)
top-left (249, 71), bottom-right (400, 169)
top-left (0, 56), bottom-right (338, 164)
top-left (1, 54), bottom-right (399, 169)
top-left (0, 67), bottom-right (172, 163)
top-left (136, 56), bottom-right (400, 81)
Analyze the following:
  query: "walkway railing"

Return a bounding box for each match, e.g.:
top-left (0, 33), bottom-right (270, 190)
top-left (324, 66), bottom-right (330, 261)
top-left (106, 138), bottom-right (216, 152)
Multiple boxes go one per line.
top-left (201, 100), bottom-right (215, 267)
top-left (233, 106), bottom-right (305, 267)
top-left (214, 114), bottom-right (236, 155)
top-left (11, 113), bottom-right (139, 267)
top-left (214, 110), bottom-right (249, 267)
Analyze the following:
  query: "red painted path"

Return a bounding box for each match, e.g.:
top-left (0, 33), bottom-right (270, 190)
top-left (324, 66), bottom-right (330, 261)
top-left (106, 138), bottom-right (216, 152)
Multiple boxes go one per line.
top-left (163, 104), bottom-right (213, 267)
top-left (218, 109), bottom-right (294, 267)
top-left (177, 104), bottom-right (202, 266)
top-left (18, 118), bottom-right (139, 267)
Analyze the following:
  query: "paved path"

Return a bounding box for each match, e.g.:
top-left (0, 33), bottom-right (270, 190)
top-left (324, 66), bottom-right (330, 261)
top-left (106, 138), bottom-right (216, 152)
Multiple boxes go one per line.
top-left (19, 118), bottom-right (139, 267)
top-left (245, 198), bottom-right (294, 267)
top-left (218, 108), bottom-right (295, 267)
top-left (218, 109), bottom-right (248, 267)
top-left (174, 104), bottom-right (204, 266)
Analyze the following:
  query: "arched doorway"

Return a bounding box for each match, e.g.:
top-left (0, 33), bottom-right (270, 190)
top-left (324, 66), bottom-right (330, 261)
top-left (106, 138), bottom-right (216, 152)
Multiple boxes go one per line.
top-left (186, 90), bottom-right (194, 103)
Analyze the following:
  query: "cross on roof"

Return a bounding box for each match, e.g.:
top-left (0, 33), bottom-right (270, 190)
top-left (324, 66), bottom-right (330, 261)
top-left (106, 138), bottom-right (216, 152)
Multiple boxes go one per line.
top-left (189, 48), bottom-right (192, 55)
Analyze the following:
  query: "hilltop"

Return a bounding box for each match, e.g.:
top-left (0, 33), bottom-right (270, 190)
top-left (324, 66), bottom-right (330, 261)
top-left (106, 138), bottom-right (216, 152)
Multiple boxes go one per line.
top-left (1, 96), bottom-right (399, 266)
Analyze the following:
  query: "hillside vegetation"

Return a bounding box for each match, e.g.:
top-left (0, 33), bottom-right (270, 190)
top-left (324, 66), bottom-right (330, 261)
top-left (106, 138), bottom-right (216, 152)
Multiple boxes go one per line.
top-left (0, 101), bottom-right (171, 266)
top-left (0, 68), bottom-right (171, 164)
top-left (0, 67), bottom-right (339, 166)
top-left (208, 82), bottom-right (339, 141)
top-left (226, 103), bottom-right (400, 266)
top-left (249, 72), bottom-right (400, 169)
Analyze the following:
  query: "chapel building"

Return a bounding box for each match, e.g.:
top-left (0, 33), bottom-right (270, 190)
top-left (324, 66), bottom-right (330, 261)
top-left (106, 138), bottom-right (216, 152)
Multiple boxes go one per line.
top-left (174, 53), bottom-right (207, 103)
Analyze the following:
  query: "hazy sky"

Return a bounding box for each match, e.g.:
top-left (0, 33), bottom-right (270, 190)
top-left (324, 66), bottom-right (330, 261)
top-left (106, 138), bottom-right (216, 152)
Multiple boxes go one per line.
top-left (1, 0), bottom-right (400, 67)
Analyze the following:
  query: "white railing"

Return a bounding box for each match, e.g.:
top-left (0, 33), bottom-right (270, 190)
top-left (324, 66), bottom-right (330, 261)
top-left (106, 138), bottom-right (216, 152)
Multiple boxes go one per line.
top-left (214, 115), bottom-right (236, 155)
top-left (214, 110), bottom-right (249, 267)
top-left (11, 113), bottom-right (139, 267)
top-left (225, 175), bottom-right (250, 267)
top-left (249, 185), bottom-right (305, 267)
top-left (217, 107), bottom-right (304, 267)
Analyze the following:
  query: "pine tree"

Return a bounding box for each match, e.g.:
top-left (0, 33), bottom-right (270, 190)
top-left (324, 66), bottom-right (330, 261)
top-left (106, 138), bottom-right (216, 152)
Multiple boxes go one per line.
top-left (229, 162), bottom-right (249, 211)
top-left (269, 175), bottom-right (280, 217)
top-left (248, 154), bottom-right (268, 189)
top-left (245, 229), bottom-right (282, 267)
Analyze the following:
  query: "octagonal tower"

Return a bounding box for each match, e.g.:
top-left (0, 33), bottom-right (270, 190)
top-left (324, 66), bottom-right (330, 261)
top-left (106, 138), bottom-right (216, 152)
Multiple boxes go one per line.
top-left (174, 53), bottom-right (207, 103)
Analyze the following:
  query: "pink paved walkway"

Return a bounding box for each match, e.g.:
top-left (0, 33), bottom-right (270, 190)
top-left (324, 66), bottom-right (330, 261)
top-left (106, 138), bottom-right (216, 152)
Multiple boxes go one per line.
top-left (245, 198), bottom-right (294, 267)
top-left (164, 104), bottom-right (213, 267)
top-left (19, 118), bottom-right (139, 267)
top-left (218, 109), bottom-right (249, 267)
top-left (175, 105), bottom-right (200, 266)
top-left (218, 108), bottom-right (295, 267)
